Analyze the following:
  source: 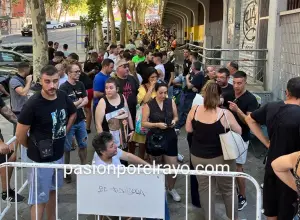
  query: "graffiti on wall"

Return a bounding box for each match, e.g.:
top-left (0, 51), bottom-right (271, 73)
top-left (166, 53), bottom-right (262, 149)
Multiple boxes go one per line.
top-left (241, 0), bottom-right (258, 50)
top-left (227, 7), bottom-right (234, 44)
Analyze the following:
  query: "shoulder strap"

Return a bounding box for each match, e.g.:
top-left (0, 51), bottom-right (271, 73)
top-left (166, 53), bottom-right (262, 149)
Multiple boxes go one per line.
top-left (222, 109), bottom-right (232, 132)
top-left (295, 154), bottom-right (300, 175)
top-left (193, 105), bottom-right (200, 119)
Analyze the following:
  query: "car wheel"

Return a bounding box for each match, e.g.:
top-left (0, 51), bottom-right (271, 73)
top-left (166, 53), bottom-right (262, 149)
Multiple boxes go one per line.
top-left (21, 33), bottom-right (25, 36)
top-left (53, 26), bottom-right (56, 30)
top-left (58, 25), bottom-right (62, 28)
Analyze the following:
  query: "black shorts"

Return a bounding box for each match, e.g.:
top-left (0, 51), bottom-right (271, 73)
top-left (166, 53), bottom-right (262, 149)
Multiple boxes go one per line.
top-left (0, 132), bottom-right (13, 164)
top-left (263, 168), bottom-right (298, 219)
top-left (146, 128), bottom-right (178, 157)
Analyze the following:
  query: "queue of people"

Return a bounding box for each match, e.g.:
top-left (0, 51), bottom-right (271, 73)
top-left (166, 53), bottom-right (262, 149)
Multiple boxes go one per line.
top-left (0, 27), bottom-right (297, 220)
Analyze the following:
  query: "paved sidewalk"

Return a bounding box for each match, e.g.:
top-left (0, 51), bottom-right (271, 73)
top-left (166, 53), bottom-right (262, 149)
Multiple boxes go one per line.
top-left (0, 99), bottom-right (267, 220)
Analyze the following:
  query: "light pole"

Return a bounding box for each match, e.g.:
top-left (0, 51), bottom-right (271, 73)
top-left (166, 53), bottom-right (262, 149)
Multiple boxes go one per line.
top-left (106, 0), bottom-right (110, 43)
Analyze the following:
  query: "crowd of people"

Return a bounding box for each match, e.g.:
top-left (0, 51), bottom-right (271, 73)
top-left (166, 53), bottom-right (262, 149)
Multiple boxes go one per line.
top-left (0, 22), bottom-right (298, 220)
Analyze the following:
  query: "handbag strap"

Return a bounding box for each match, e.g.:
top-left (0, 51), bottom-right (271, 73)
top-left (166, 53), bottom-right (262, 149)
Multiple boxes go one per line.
top-left (222, 109), bottom-right (232, 133)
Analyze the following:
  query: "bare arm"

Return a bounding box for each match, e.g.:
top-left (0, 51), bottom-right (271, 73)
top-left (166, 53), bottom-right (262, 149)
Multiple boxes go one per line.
top-left (0, 84), bottom-right (9, 96)
top-left (223, 109), bottom-right (242, 135)
top-left (186, 75), bottom-right (194, 89)
top-left (16, 123), bottom-right (30, 148)
top-left (95, 99), bottom-right (106, 133)
top-left (271, 152), bottom-right (299, 192)
top-left (77, 97), bottom-right (88, 109)
top-left (120, 151), bottom-right (150, 165)
top-left (0, 106), bottom-right (17, 125)
top-left (15, 82), bottom-right (31, 96)
top-left (66, 112), bottom-right (77, 134)
top-left (186, 105), bottom-right (197, 133)
top-left (245, 114), bottom-right (270, 148)
top-left (171, 99), bottom-right (178, 124)
top-left (168, 71), bottom-right (175, 88)
top-left (94, 91), bottom-right (105, 99)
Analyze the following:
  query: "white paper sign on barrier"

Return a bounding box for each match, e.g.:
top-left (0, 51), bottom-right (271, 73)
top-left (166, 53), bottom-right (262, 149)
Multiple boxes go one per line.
top-left (77, 171), bottom-right (165, 218)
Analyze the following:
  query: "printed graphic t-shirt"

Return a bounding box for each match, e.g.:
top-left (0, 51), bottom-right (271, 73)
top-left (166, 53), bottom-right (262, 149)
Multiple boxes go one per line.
top-left (60, 81), bottom-right (87, 124)
top-left (18, 90), bottom-right (77, 162)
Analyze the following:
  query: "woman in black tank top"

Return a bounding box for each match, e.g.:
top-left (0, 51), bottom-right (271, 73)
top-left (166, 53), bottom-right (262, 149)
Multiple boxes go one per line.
top-left (142, 82), bottom-right (182, 202)
top-left (185, 82), bottom-right (241, 220)
top-left (95, 78), bottom-right (135, 151)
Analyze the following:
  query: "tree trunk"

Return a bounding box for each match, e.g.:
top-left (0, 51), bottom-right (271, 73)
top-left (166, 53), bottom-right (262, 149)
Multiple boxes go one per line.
top-left (119, 2), bottom-right (127, 46)
top-left (96, 21), bottom-right (104, 49)
top-left (129, 9), bottom-right (134, 36)
top-left (108, 0), bottom-right (116, 44)
top-left (135, 8), bottom-right (139, 30)
top-left (31, 0), bottom-right (48, 82)
top-left (57, 3), bottom-right (63, 22)
top-left (125, 21), bottom-right (130, 43)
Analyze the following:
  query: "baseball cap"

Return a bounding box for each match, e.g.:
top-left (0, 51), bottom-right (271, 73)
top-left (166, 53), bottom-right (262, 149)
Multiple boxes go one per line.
top-left (115, 59), bottom-right (129, 69)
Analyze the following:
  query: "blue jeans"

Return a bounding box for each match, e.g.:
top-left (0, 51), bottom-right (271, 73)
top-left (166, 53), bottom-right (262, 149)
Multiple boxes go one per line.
top-left (64, 120), bottom-right (88, 152)
top-left (175, 92), bottom-right (195, 129)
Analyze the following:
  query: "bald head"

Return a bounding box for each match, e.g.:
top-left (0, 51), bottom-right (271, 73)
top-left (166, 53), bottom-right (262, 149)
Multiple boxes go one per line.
top-left (55, 63), bottom-right (66, 77)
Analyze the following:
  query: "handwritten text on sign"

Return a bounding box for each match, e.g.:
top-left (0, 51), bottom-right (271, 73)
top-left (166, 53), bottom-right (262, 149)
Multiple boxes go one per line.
top-left (98, 185), bottom-right (146, 197)
top-left (77, 172), bottom-right (165, 218)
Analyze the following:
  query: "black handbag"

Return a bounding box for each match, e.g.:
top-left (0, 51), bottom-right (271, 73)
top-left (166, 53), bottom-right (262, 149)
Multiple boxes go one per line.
top-left (146, 100), bottom-right (169, 156)
top-left (30, 135), bottom-right (54, 159)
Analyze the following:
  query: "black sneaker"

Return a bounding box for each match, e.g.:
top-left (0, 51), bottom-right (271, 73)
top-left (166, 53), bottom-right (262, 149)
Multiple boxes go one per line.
top-left (238, 194), bottom-right (247, 211)
top-left (2, 189), bottom-right (25, 203)
top-left (65, 174), bottom-right (71, 183)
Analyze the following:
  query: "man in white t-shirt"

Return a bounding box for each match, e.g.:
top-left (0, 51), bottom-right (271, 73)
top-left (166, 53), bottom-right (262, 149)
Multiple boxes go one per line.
top-left (92, 132), bottom-right (149, 166)
top-left (153, 52), bottom-right (165, 81)
top-left (108, 44), bottom-right (119, 71)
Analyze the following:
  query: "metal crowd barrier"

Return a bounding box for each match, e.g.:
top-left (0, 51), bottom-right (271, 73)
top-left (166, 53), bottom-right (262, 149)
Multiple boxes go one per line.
top-left (0, 136), bottom-right (263, 220)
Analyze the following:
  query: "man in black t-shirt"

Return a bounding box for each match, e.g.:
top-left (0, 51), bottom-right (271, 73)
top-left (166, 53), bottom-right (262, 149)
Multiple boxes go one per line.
top-left (183, 49), bottom-right (192, 76)
top-left (136, 50), bottom-right (155, 78)
top-left (246, 77), bottom-right (300, 220)
top-left (60, 63), bottom-right (88, 183)
top-left (162, 51), bottom-right (175, 97)
top-left (228, 71), bottom-right (258, 210)
top-left (48, 41), bottom-right (55, 61)
top-left (16, 65), bottom-right (77, 219)
top-left (216, 67), bottom-right (235, 109)
top-left (175, 61), bottom-right (204, 130)
top-left (113, 59), bottom-right (139, 121)
top-left (83, 52), bottom-right (102, 81)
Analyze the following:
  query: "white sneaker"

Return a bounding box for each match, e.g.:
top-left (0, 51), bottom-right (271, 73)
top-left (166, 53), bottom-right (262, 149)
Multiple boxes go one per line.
top-left (168, 189), bottom-right (181, 202)
top-left (177, 153), bottom-right (184, 162)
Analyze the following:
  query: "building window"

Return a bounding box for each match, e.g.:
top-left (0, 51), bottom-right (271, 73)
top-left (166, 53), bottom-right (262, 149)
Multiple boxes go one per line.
top-left (287, 0), bottom-right (300, 10)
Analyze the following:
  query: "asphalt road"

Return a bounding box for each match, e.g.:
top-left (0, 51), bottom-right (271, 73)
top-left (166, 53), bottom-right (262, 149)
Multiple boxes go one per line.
top-left (1, 27), bottom-right (86, 60)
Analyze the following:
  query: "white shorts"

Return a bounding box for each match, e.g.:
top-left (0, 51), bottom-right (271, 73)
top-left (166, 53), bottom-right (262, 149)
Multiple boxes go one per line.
top-left (236, 141), bottom-right (249, 165)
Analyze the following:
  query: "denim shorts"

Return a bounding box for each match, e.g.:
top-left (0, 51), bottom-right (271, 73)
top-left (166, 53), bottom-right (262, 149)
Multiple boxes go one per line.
top-left (64, 120), bottom-right (88, 152)
top-left (236, 141), bottom-right (249, 165)
top-left (27, 157), bottom-right (64, 205)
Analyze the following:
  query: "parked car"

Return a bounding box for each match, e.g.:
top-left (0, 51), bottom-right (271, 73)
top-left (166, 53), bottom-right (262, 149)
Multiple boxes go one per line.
top-left (63, 22), bottom-right (72, 28)
top-left (46, 20), bottom-right (63, 29)
top-left (21, 24), bottom-right (33, 36)
top-left (1, 43), bottom-right (33, 58)
top-left (0, 50), bottom-right (32, 68)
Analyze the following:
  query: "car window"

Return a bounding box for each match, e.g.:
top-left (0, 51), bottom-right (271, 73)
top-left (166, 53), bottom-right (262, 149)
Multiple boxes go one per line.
top-left (15, 46), bottom-right (33, 54)
top-left (0, 52), bottom-right (23, 62)
top-left (2, 46), bottom-right (12, 50)
top-left (46, 21), bottom-right (51, 25)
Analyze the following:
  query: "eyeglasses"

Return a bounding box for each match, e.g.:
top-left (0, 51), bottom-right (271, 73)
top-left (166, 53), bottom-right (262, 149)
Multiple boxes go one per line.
top-left (73, 70), bottom-right (81, 74)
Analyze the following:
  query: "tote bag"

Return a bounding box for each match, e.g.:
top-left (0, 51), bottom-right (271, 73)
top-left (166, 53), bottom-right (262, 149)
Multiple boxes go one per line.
top-left (135, 103), bottom-right (149, 135)
top-left (219, 110), bottom-right (248, 160)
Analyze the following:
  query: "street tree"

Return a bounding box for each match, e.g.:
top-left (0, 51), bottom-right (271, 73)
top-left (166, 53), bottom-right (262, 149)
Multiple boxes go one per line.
top-left (30, 0), bottom-right (48, 81)
top-left (117, 0), bottom-right (129, 45)
top-left (128, 0), bottom-right (136, 35)
top-left (108, 0), bottom-right (116, 44)
top-left (86, 0), bottom-right (105, 49)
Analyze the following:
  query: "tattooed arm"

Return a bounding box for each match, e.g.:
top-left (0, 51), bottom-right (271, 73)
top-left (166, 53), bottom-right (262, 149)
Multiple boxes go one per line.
top-left (0, 106), bottom-right (17, 125)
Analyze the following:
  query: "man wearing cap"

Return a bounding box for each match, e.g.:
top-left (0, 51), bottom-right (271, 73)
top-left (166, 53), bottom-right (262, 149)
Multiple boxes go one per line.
top-left (112, 59), bottom-right (139, 129)
top-left (49, 51), bottom-right (65, 66)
